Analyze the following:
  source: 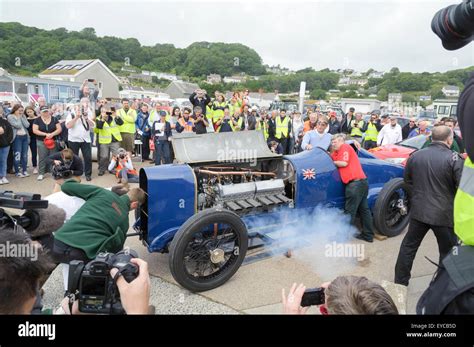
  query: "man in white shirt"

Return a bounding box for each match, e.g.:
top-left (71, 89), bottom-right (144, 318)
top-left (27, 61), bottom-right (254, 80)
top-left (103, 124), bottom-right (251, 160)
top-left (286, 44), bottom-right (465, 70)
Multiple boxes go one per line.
top-left (377, 116), bottom-right (402, 146)
top-left (66, 104), bottom-right (95, 181)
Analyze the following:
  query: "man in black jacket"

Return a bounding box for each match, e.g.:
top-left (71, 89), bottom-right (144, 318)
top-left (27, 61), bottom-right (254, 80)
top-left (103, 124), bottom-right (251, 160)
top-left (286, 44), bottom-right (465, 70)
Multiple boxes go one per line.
top-left (394, 126), bottom-right (464, 286)
top-left (402, 117), bottom-right (418, 140)
top-left (189, 89), bottom-right (211, 116)
top-left (340, 107), bottom-right (355, 134)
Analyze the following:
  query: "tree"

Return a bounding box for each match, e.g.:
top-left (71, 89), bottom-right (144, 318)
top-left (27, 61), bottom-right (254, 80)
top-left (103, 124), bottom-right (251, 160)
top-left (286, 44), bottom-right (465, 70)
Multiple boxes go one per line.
top-left (377, 88), bottom-right (388, 101)
top-left (310, 89), bottom-right (327, 100)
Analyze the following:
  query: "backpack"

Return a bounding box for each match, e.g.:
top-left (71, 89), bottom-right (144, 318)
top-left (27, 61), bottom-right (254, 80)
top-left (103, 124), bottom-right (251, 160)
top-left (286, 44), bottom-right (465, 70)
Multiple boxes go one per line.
top-left (417, 245), bottom-right (474, 314)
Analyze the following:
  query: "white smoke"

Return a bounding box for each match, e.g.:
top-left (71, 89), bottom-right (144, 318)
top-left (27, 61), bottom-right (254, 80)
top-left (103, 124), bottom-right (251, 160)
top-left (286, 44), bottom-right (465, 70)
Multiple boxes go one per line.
top-left (246, 206), bottom-right (367, 281)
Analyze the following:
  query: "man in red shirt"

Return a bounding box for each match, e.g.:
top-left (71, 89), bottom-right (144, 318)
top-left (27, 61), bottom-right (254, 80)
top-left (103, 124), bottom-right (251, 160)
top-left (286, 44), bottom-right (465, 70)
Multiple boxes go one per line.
top-left (330, 134), bottom-right (374, 242)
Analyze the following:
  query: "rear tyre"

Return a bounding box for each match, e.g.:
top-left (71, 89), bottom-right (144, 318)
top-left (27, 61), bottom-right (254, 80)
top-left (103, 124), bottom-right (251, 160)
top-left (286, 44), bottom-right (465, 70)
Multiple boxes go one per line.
top-left (373, 178), bottom-right (410, 237)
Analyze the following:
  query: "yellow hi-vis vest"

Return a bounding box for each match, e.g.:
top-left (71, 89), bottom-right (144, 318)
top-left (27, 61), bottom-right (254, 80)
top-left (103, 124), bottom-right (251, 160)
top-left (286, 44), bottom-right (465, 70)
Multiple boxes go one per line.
top-left (275, 116), bottom-right (290, 139)
top-left (98, 120), bottom-right (122, 144)
top-left (258, 120), bottom-right (268, 140)
top-left (117, 108), bottom-right (137, 134)
top-left (233, 117), bottom-right (244, 131)
top-left (350, 120), bottom-right (364, 137)
top-left (454, 157), bottom-right (474, 246)
top-left (364, 122), bottom-right (378, 142)
top-left (211, 102), bottom-right (226, 125)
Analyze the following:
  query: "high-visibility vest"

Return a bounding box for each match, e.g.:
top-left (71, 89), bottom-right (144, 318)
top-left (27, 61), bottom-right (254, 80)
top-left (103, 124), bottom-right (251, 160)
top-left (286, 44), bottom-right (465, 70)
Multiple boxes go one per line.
top-left (454, 157), bottom-right (474, 246)
top-left (275, 116), bottom-right (290, 139)
top-left (364, 122), bottom-right (378, 142)
top-left (350, 120), bottom-right (364, 137)
top-left (211, 101), bottom-right (226, 122)
top-left (98, 120), bottom-right (122, 144)
top-left (149, 110), bottom-right (171, 127)
top-left (117, 108), bottom-right (137, 134)
top-left (258, 120), bottom-right (268, 140)
top-left (229, 101), bottom-right (241, 116)
top-left (178, 117), bottom-right (194, 132)
top-left (217, 119), bottom-right (235, 132)
top-left (233, 117), bottom-right (244, 131)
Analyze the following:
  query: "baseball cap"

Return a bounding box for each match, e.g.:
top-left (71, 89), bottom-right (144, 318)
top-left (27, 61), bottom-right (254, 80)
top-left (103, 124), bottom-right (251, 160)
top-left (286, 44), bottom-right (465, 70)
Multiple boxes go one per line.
top-left (159, 111), bottom-right (167, 117)
top-left (329, 111), bottom-right (337, 117)
top-left (349, 107), bottom-right (355, 112)
top-left (251, 106), bottom-right (258, 111)
top-left (40, 106), bottom-right (49, 113)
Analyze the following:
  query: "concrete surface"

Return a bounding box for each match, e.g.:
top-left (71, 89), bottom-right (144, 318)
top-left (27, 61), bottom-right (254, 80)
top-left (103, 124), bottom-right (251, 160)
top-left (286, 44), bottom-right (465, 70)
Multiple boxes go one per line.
top-left (5, 159), bottom-right (439, 314)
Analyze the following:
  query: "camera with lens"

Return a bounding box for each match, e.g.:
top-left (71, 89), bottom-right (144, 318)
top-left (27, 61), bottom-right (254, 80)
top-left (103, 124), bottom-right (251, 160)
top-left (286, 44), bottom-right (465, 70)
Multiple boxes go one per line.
top-left (68, 249), bottom-right (139, 314)
top-left (0, 191), bottom-right (48, 230)
top-left (432, 0), bottom-right (474, 50)
top-left (52, 163), bottom-right (73, 180)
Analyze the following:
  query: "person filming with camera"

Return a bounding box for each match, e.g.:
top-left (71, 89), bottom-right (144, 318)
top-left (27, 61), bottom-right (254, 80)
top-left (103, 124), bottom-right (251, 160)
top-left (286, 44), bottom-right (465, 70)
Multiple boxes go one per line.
top-left (46, 148), bottom-right (84, 193)
top-left (108, 147), bottom-right (139, 184)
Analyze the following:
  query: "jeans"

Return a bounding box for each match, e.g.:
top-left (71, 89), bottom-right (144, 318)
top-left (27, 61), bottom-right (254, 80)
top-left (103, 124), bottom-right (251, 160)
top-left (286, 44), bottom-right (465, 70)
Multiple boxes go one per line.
top-left (344, 178), bottom-right (374, 240)
top-left (37, 140), bottom-right (58, 175)
top-left (99, 142), bottom-right (120, 172)
top-left (0, 145), bottom-right (9, 177)
top-left (13, 135), bottom-right (29, 174)
top-left (119, 168), bottom-right (139, 183)
top-left (68, 141), bottom-right (92, 177)
top-left (154, 141), bottom-right (170, 165)
top-left (394, 219), bottom-right (458, 286)
top-left (7, 146), bottom-right (13, 173)
top-left (29, 135), bottom-right (37, 167)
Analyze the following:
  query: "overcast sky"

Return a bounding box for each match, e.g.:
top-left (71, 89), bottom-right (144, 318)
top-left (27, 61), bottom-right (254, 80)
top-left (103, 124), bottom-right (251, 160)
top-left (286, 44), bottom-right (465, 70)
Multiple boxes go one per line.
top-left (1, 0), bottom-right (473, 72)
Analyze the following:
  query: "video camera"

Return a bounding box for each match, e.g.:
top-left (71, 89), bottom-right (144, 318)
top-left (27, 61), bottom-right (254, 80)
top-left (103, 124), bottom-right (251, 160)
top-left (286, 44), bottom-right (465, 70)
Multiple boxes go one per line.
top-left (432, 0), bottom-right (474, 50)
top-left (52, 163), bottom-right (73, 180)
top-left (0, 191), bottom-right (48, 231)
top-left (68, 249), bottom-right (139, 315)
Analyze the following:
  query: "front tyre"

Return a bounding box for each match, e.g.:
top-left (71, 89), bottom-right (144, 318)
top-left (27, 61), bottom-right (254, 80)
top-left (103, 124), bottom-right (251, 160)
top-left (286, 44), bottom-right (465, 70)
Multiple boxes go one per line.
top-left (169, 208), bottom-right (248, 292)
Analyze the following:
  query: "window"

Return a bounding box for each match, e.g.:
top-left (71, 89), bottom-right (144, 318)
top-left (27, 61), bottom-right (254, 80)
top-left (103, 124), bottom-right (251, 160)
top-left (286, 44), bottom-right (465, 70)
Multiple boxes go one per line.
top-left (68, 88), bottom-right (76, 98)
top-left (50, 86), bottom-right (59, 100)
top-left (450, 105), bottom-right (457, 117)
top-left (438, 106), bottom-right (448, 115)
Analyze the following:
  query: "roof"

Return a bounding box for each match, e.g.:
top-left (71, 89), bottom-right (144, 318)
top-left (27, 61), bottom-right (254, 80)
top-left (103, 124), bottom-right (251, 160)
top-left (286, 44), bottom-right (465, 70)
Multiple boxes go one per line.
top-left (165, 80), bottom-right (199, 94)
top-left (0, 74), bottom-right (82, 87)
top-left (442, 85), bottom-right (460, 91)
top-left (172, 131), bottom-right (280, 164)
top-left (39, 59), bottom-right (120, 83)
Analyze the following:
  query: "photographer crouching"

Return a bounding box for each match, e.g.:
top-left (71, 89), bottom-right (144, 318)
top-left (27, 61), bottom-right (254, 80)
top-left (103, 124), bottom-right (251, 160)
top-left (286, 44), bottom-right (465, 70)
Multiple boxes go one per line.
top-left (108, 147), bottom-right (139, 184)
top-left (46, 148), bottom-right (84, 193)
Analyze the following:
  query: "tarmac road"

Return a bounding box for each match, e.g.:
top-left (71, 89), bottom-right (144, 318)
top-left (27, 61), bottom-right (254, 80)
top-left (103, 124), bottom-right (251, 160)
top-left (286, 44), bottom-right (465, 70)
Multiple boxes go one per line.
top-left (6, 159), bottom-right (439, 314)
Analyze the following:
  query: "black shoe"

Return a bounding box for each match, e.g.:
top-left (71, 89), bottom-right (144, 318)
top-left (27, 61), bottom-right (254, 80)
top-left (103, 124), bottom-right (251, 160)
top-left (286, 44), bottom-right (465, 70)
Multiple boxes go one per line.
top-left (98, 171), bottom-right (104, 176)
top-left (86, 176), bottom-right (92, 181)
top-left (354, 234), bottom-right (373, 243)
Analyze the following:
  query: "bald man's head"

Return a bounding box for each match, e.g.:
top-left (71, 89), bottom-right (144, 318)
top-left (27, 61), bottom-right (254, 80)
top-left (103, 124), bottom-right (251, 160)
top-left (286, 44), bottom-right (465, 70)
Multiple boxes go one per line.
top-left (431, 125), bottom-right (453, 143)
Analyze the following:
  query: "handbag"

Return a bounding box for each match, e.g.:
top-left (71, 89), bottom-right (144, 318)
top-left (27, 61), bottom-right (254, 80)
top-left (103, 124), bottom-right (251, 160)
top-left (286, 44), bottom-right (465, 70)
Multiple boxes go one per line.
top-left (149, 138), bottom-right (155, 151)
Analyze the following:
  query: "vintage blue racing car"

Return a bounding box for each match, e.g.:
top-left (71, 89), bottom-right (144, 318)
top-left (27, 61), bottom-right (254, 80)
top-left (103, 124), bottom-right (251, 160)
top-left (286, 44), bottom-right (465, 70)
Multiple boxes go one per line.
top-left (135, 131), bottom-right (409, 292)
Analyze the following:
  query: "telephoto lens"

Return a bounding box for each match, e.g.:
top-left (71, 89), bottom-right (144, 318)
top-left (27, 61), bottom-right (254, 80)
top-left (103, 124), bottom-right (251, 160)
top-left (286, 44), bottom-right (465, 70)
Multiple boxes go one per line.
top-left (432, 1), bottom-right (474, 50)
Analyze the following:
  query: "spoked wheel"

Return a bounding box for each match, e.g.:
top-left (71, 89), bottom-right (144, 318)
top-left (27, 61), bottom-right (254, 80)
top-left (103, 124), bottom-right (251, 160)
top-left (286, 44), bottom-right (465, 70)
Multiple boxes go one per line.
top-left (373, 178), bottom-right (410, 237)
top-left (169, 208), bottom-right (248, 292)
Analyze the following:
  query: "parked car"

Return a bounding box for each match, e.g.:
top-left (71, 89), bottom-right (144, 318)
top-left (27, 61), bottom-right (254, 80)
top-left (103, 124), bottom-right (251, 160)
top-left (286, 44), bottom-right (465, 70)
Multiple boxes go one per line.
top-left (369, 135), bottom-right (429, 166)
top-left (134, 131), bottom-right (410, 292)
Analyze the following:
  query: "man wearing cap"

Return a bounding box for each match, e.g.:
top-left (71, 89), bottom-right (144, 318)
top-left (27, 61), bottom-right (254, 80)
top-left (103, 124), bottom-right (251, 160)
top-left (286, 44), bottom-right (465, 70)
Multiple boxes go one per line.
top-left (377, 115), bottom-right (402, 146)
top-left (152, 111), bottom-right (172, 165)
top-left (32, 106), bottom-right (62, 181)
top-left (95, 105), bottom-right (124, 176)
top-left (247, 106), bottom-right (259, 130)
top-left (362, 113), bottom-right (383, 149)
top-left (340, 107), bottom-right (355, 134)
top-left (348, 112), bottom-right (365, 144)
